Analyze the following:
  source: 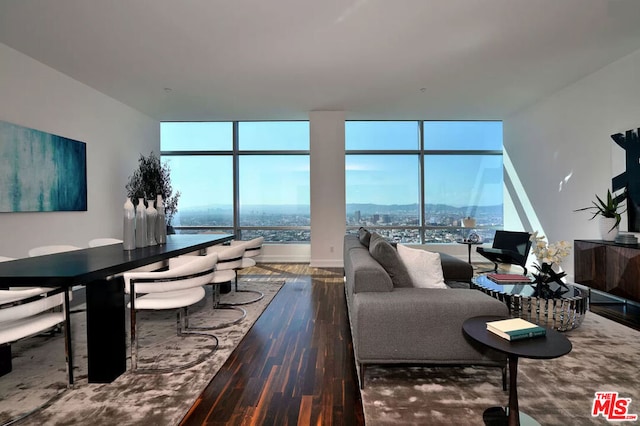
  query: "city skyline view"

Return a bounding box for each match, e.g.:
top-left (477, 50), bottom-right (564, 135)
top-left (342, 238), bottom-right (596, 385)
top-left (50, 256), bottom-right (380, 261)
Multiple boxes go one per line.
top-left (162, 120), bottom-right (504, 243)
top-left (172, 202), bottom-right (502, 244)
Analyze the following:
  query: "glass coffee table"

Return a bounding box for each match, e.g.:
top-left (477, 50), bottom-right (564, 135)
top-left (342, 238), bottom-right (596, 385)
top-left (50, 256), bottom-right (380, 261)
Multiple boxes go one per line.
top-left (472, 275), bottom-right (588, 331)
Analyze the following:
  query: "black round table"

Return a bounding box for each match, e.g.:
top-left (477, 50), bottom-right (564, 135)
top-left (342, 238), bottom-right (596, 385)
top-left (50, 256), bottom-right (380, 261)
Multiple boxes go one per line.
top-left (463, 316), bottom-right (572, 426)
top-left (456, 239), bottom-right (481, 263)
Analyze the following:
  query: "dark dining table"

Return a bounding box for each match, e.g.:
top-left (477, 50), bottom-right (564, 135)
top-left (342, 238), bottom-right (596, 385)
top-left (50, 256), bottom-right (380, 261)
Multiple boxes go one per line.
top-left (0, 234), bottom-right (234, 383)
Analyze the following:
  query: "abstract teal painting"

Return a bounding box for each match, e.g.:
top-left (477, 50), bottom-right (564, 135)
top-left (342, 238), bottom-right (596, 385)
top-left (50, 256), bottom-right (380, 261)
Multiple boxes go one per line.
top-left (0, 120), bottom-right (87, 212)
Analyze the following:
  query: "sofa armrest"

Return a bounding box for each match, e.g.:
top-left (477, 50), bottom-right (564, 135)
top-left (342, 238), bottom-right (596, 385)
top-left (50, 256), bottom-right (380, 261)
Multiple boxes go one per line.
top-left (345, 247), bottom-right (393, 293)
top-left (352, 288), bottom-right (508, 361)
top-left (439, 252), bottom-right (473, 282)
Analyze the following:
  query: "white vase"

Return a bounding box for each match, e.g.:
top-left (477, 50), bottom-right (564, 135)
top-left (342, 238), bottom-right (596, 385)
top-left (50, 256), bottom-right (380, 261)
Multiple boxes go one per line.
top-left (155, 195), bottom-right (167, 244)
top-left (135, 198), bottom-right (147, 248)
top-left (123, 198), bottom-right (136, 250)
top-left (146, 199), bottom-right (157, 246)
top-left (599, 217), bottom-right (619, 241)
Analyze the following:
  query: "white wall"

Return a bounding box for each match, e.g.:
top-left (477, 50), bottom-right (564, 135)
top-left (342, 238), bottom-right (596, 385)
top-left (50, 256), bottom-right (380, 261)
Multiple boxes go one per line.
top-left (504, 47), bottom-right (640, 279)
top-left (309, 111), bottom-right (346, 267)
top-left (7, 39), bottom-right (637, 270)
top-left (0, 43), bottom-right (159, 257)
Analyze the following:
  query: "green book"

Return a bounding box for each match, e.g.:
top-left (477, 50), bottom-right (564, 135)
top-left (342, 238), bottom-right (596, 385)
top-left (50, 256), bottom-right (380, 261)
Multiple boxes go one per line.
top-left (486, 318), bottom-right (547, 341)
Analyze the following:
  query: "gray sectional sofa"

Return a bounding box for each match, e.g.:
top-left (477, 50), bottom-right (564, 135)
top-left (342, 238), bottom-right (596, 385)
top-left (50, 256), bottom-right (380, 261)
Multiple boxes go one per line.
top-left (344, 232), bottom-right (509, 388)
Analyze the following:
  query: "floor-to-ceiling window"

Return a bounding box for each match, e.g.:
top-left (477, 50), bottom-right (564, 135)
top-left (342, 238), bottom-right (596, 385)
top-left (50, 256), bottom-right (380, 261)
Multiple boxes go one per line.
top-left (161, 121), bottom-right (310, 242)
top-left (346, 120), bottom-right (503, 244)
top-left (345, 121), bottom-right (422, 242)
top-left (163, 120), bottom-right (502, 245)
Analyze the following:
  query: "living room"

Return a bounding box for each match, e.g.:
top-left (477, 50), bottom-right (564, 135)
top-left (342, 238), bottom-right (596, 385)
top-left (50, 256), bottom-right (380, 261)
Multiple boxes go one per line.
top-left (1, 1), bottom-right (640, 425)
top-left (1, 2), bottom-right (640, 270)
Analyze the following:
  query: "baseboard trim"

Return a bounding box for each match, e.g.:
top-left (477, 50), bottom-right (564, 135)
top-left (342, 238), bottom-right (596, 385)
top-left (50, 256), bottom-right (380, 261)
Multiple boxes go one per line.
top-left (258, 254), bottom-right (311, 263)
top-left (309, 259), bottom-right (344, 268)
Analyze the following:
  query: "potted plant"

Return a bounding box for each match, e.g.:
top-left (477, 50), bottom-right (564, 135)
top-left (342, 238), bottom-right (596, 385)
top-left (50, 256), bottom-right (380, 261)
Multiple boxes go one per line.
top-left (125, 152), bottom-right (180, 232)
top-left (575, 189), bottom-right (625, 241)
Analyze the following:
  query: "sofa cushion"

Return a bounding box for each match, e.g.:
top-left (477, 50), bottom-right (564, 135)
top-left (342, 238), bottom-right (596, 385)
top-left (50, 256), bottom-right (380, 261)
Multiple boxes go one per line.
top-left (368, 233), bottom-right (413, 288)
top-left (358, 227), bottom-right (371, 248)
top-left (397, 244), bottom-right (447, 289)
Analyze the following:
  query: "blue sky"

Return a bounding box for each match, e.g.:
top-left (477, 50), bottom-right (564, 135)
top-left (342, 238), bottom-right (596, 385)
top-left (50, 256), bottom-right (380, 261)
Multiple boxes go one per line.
top-left (161, 121), bottom-right (503, 209)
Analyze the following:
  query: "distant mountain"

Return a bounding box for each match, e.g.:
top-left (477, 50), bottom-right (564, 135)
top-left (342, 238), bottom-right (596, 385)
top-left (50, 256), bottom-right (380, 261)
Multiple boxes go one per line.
top-left (347, 203), bottom-right (502, 215)
top-left (179, 203), bottom-right (502, 215)
top-left (180, 204), bottom-right (309, 215)
top-left (346, 203), bottom-right (419, 214)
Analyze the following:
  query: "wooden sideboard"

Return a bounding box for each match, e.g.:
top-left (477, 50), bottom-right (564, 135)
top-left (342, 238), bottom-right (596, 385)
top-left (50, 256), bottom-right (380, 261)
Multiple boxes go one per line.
top-left (574, 239), bottom-right (640, 303)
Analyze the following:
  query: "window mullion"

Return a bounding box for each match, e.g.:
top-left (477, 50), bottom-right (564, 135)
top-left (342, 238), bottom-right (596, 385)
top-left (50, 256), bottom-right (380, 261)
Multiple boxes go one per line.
top-left (419, 120), bottom-right (426, 244)
top-left (233, 121), bottom-right (240, 239)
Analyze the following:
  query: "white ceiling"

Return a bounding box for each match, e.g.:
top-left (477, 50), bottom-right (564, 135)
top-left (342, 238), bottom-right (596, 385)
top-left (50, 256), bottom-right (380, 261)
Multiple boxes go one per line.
top-left (2, 0), bottom-right (640, 121)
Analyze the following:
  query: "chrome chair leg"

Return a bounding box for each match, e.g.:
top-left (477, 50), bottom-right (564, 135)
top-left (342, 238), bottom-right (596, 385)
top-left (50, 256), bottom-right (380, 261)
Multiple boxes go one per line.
top-left (218, 271), bottom-right (265, 306)
top-left (130, 306), bottom-right (219, 375)
top-left (188, 285), bottom-right (246, 331)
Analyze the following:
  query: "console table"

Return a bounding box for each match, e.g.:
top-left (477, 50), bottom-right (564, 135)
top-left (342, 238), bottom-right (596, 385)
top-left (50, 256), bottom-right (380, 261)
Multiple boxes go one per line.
top-left (574, 239), bottom-right (640, 303)
top-left (0, 234), bottom-right (233, 383)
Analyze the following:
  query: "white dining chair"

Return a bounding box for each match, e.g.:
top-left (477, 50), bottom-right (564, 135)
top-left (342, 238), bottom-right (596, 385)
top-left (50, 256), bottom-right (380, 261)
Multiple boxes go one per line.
top-left (122, 252), bottom-right (219, 372)
top-left (184, 244), bottom-right (248, 330)
top-left (0, 257), bottom-right (73, 387)
top-left (223, 237), bottom-right (266, 305)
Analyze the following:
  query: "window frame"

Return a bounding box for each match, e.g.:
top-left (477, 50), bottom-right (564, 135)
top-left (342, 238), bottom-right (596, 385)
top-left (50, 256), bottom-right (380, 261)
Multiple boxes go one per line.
top-left (345, 120), bottom-right (503, 244)
top-left (161, 121), bottom-right (311, 243)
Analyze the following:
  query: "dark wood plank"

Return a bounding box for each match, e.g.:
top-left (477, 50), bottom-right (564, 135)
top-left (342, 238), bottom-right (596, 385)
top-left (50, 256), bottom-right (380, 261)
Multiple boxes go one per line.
top-left (180, 265), bottom-right (364, 426)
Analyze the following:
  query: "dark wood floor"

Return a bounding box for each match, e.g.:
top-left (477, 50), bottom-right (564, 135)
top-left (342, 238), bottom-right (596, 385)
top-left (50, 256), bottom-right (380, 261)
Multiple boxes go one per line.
top-left (180, 264), bottom-right (364, 426)
top-left (179, 264), bottom-right (640, 425)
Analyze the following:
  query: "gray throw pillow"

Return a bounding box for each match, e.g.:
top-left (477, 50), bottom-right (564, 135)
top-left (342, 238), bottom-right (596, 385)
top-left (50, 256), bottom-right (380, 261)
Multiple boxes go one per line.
top-left (368, 233), bottom-right (413, 288)
top-left (358, 227), bottom-right (371, 248)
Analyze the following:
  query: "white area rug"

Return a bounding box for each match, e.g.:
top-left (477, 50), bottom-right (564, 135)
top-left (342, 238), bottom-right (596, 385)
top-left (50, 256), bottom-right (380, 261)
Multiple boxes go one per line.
top-left (360, 311), bottom-right (640, 425)
top-left (0, 280), bottom-right (284, 425)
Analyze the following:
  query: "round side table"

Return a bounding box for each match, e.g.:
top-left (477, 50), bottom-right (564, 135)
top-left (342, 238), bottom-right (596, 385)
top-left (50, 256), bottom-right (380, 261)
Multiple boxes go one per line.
top-left (463, 316), bottom-right (572, 426)
top-left (457, 239), bottom-right (482, 264)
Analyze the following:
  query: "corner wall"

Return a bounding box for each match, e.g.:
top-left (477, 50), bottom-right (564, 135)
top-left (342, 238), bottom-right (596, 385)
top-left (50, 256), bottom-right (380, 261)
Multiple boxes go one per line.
top-left (0, 43), bottom-right (159, 257)
top-left (504, 48), bottom-right (640, 279)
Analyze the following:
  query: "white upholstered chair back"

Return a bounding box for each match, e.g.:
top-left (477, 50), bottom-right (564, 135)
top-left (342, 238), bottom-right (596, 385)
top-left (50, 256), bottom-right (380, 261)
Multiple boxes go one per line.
top-left (231, 237), bottom-right (264, 259)
top-left (0, 256), bottom-right (72, 385)
top-left (210, 244), bottom-right (246, 272)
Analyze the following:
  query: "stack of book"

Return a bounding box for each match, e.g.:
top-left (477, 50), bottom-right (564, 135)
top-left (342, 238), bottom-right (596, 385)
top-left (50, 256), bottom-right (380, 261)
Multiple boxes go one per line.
top-left (486, 273), bottom-right (532, 284)
top-left (614, 233), bottom-right (638, 245)
top-left (486, 318), bottom-right (546, 341)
